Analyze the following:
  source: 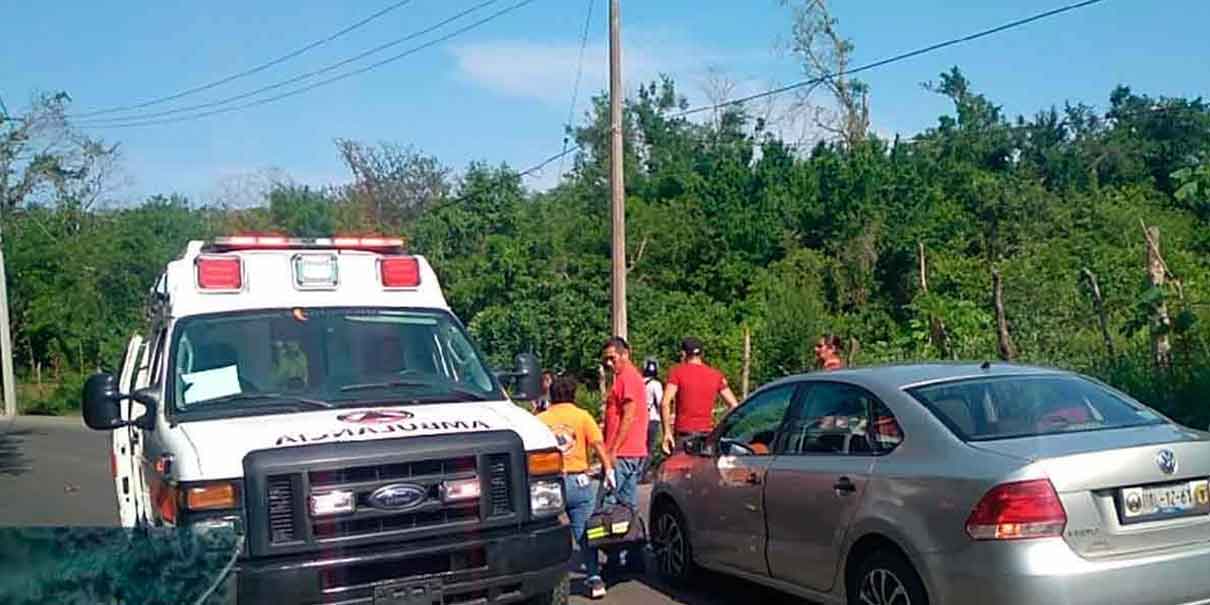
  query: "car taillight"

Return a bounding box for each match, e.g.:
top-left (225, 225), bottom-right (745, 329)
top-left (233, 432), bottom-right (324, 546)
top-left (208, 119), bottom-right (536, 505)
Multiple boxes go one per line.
top-left (966, 479), bottom-right (1067, 540)
top-left (196, 256), bottom-right (243, 290)
top-left (380, 256), bottom-right (420, 288)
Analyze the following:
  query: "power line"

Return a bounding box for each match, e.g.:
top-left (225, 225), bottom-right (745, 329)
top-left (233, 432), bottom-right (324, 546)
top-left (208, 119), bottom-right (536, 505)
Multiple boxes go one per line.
top-left (71, 0), bottom-right (421, 119)
top-left (558, 0), bottom-right (596, 178)
top-left (672, 0), bottom-right (1108, 119)
top-left (78, 0), bottom-right (538, 129)
top-left (78, 0), bottom-right (505, 126)
top-left (520, 0), bottom-right (1110, 178)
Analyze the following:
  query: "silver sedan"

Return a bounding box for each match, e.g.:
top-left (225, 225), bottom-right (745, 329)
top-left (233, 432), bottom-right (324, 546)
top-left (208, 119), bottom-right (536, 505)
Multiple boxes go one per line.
top-left (650, 363), bottom-right (1210, 605)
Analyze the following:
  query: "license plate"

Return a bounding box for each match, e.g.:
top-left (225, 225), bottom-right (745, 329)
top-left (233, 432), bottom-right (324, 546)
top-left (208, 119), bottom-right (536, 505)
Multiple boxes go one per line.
top-left (1119, 479), bottom-right (1210, 524)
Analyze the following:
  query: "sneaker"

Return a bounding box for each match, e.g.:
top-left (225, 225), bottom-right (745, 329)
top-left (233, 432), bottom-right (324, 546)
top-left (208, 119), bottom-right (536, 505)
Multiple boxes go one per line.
top-left (586, 576), bottom-right (606, 599)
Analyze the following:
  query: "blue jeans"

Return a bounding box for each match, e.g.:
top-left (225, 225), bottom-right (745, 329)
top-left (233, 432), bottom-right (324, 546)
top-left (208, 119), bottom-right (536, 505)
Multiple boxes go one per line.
top-left (564, 475), bottom-right (600, 579)
top-left (608, 457), bottom-right (645, 509)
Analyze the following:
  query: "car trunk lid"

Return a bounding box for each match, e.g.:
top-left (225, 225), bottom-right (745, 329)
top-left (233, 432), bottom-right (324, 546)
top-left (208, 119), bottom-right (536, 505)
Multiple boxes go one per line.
top-left (972, 425), bottom-right (1210, 559)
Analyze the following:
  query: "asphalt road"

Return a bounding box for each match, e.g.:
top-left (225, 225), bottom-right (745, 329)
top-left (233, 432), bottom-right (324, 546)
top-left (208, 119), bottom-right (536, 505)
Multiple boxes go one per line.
top-left (0, 415), bottom-right (806, 604)
top-left (0, 415), bottom-right (118, 526)
top-left (565, 484), bottom-right (806, 605)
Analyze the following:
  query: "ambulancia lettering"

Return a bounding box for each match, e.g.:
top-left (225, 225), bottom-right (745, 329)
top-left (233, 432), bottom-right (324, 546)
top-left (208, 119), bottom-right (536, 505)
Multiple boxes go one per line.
top-left (275, 420), bottom-right (491, 446)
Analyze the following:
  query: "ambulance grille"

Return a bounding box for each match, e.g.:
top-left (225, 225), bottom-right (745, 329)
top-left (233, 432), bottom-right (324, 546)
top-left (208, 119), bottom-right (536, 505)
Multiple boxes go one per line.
top-left (487, 454), bottom-right (513, 517)
top-left (267, 475), bottom-right (297, 543)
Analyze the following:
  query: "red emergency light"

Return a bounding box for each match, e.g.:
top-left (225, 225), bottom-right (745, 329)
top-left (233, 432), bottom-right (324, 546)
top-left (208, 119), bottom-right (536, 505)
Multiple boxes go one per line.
top-left (379, 256), bottom-right (421, 288)
top-left (208, 235), bottom-right (404, 252)
top-left (196, 256), bottom-right (243, 291)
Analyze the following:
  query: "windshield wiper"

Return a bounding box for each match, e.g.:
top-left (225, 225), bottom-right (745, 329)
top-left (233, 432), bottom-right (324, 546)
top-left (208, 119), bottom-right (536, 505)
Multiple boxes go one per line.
top-left (191, 393), bottom-right (334, 409)
top-left (338, 380), bottom-right (489, 401)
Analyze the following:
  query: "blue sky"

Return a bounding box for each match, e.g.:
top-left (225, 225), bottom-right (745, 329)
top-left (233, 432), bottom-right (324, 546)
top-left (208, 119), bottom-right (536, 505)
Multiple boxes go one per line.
top-left (3, 0), bottom-right (1207, 203)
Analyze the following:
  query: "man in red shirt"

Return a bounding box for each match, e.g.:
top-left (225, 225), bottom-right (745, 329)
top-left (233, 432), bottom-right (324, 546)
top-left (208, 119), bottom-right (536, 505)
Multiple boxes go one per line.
top-left (660, 337), bottom-right (740, 455)
top-left (601, 337), bottom-right (648, 510)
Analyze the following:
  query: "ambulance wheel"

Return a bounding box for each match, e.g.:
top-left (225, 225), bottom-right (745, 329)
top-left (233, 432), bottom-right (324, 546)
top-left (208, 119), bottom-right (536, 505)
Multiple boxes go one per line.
top-left (526, 573), bottom-right (568, 605)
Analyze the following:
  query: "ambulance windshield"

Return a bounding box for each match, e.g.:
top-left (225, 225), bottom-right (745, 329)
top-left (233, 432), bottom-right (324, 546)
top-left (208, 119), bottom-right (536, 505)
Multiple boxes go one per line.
top-left (168, 307), bottom-right (504, 417)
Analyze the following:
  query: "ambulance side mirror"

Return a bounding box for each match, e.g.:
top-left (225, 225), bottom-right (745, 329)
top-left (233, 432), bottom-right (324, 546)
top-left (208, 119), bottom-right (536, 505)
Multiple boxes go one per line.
top-left (82, 373), bottom-right (125, 430)
top-left (509, 353), bottom-right (542, 401)
top-left (82, 373), bottom-right (158, 431)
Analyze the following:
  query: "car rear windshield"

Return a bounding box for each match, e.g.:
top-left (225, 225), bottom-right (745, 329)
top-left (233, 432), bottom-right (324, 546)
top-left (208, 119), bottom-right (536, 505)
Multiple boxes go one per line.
top-left (906, 374), bottom-right (1164, 441)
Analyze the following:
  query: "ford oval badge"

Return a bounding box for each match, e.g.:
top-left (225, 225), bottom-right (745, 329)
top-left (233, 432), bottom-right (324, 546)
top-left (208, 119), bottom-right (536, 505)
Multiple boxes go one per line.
top-left (368, 484), bottom-right (428, 511)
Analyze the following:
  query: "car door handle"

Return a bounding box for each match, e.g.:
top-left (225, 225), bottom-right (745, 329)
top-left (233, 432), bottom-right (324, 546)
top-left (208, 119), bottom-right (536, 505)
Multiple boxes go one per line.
top-left (833, 477), bottom-right (857, 494)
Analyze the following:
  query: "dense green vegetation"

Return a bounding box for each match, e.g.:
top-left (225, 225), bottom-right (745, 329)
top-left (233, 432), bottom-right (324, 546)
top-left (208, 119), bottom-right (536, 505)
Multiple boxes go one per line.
top-left (3, 70), bottom-right (1209, 427)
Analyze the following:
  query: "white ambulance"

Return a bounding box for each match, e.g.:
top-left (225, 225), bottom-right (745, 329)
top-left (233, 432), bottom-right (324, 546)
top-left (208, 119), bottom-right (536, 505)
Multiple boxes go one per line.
top-left (82, 236), bottom-right (571, 605)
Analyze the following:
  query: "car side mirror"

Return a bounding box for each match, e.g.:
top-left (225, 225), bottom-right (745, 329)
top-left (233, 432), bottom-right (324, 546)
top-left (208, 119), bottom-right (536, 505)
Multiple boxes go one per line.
top-left (508, 353), bottom-right (542, 401)
top-left (82, 373), bottom-right (159, 431)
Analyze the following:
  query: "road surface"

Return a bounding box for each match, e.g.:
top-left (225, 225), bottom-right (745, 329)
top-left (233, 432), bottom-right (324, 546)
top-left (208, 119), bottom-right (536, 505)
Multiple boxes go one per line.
top-left (0, 414), bottom-right (117, 526)
top-left (0, 415), bottom-right (805, 604)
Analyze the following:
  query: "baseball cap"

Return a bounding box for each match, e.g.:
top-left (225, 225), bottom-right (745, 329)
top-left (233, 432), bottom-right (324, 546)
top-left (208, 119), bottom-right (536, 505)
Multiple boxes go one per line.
top-left (680, 337), bottom-right (704, 356)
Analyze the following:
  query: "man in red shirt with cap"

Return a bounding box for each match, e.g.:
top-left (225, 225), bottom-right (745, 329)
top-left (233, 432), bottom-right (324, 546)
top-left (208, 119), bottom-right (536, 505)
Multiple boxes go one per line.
top-left (660, 337), bottom-right (740, 455)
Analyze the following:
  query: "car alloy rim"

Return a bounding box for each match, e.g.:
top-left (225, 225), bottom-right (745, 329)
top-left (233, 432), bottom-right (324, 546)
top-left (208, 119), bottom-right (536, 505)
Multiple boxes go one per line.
top-left (656, 512), bottom-right (686, 576)
top-left (859, 568), bottom-right (910, 605)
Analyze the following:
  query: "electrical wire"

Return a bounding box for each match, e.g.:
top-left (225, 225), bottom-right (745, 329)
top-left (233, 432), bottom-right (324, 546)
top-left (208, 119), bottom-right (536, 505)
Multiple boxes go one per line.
top-left (78, 0), bottom-right (538, 129)
top-left (77, 0), bottom-right (505, 126)
top-left (520, 0), bottom-right (1111, 178)
top-left (558, 0), bottom-right (596, 179)
top-left (70, 0), bottom-right (421, 119)
top-left (671, 0), bottom-right (1108, 120)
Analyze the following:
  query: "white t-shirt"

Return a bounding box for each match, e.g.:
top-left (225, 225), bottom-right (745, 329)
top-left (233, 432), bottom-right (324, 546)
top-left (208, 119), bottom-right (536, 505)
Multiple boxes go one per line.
top-left (645, 379), bottom-right (664, 424)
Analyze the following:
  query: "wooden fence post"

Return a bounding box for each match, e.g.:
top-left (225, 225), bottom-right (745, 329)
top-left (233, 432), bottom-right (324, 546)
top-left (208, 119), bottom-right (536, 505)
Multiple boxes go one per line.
top-left (1081, 268), bottom-right (1116, 358)
top-left (1143, 224), bottom-right (1173, 369)
top-left (741, 325), bottom-right (751, 400)
top-left (918, 242), bottom-right (952, 358)
top-left (992, 269), bottom-right (1017, 361)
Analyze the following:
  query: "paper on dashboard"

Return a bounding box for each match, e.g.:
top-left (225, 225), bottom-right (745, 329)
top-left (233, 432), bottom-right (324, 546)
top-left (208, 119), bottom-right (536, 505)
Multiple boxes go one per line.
top-left (181, 365), bottom-right (241, 403)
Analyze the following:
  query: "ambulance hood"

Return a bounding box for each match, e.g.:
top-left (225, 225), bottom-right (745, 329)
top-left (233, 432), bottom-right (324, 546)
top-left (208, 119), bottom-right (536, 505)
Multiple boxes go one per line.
top-left (170, 400), bottom-right (556, 480)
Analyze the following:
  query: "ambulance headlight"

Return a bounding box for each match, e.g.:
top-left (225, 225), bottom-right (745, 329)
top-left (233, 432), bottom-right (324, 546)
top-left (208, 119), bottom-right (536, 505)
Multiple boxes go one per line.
top-left (529, 480), bottom-right (564, 518)
top-left (309, 490), bottom-right (356, 516)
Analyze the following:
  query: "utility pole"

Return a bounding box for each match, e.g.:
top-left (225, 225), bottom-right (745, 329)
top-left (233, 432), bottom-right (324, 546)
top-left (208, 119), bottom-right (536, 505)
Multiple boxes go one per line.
top-left (0, 229), bottom-right (15, 417)
top-left (608, 0), bottom-right (628, 340)
top-left (1, 96), bottom-right (17, 417)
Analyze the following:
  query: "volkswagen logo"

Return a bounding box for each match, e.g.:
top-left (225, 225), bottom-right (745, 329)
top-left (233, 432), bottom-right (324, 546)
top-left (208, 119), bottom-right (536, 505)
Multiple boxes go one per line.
top-left (368, 483), bottom-right (428, 511)
top-left (337, 410), bottom-right (414, 425)
top-left (1156, 449), bottom-right (1178, 476)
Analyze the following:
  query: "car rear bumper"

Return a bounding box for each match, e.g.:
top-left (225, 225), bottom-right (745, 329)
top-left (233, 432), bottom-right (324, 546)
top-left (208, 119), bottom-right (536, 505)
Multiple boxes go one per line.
top-left (921, 538), bottom-right (1210, 605)
top-left (233, 520), bottom-right (571, 605)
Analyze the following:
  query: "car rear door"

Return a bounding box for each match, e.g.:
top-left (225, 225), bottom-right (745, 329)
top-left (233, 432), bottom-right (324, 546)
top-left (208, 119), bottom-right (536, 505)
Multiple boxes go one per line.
top-left (692, 383), bottom-right (798, 576)
top-left (764, 381), bottom-right (898, 592)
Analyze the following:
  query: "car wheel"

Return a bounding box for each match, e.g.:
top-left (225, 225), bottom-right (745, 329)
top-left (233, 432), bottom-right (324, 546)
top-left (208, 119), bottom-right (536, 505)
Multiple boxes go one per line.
top-left (525, 573), bottom-right (568, 605)
top-left (851, 550), bottom-right (928, 605)
top-left (652, 504), bottom-right (695, 584)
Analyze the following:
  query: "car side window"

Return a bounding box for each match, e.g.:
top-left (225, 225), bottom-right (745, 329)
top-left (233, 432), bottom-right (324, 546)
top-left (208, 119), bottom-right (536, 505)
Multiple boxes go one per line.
top-left (715, 385), bottom-right (796, 456)
top-left (781, 382), bottom-right (899, 455)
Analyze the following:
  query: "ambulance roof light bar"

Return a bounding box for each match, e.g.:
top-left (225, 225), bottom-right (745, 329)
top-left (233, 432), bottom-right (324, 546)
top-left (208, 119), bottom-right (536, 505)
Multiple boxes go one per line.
top-left (205, 236), bottom-right (405, 253)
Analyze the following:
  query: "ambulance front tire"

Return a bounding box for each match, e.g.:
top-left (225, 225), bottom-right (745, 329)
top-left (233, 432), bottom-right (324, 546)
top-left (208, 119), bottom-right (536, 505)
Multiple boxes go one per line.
top-left (526, 573), bottom-right (569, 605)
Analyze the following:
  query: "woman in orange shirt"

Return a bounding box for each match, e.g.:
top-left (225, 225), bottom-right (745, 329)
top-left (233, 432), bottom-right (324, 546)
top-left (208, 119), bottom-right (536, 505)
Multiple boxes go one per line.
top-left (537, 377), bottom-right (615, 599)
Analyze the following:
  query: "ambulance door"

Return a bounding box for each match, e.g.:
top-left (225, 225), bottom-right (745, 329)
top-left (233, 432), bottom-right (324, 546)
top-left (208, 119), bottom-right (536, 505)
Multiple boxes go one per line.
top-left (114, 335), bottom-right (145, 527)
